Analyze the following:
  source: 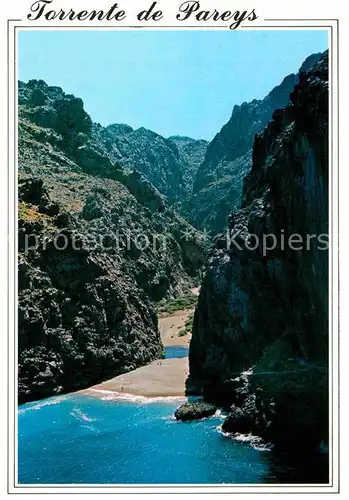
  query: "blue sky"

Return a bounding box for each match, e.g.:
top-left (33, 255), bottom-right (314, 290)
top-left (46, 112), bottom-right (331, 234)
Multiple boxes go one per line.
top-left (18, 29), bottom-right (328, 140)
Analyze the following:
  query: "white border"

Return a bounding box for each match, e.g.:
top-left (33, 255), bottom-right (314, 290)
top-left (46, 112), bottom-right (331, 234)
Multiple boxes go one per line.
top-left (6, 16), bottom-right (339, 496)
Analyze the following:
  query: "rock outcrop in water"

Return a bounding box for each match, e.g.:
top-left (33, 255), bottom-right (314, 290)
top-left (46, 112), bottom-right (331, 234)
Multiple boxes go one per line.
top-left (183, 53), bottom-right (324, 234)
top-left (18, 80), bottom-right (206, 403)
top-left (188, 53), bottom-right (329, 453)
top-left (174, 401), bottom-right (217, 421)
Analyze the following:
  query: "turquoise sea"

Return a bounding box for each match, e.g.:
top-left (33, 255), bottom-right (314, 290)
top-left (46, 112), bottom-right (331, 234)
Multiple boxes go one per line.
top-left (18, 393), bottom-right (272, 485)
top-left (18, 348), bottom-right (328, 485)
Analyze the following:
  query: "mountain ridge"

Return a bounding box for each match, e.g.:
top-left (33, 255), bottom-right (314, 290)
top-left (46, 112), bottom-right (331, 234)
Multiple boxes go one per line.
top-left (17, 78), bottom-right (207, 403)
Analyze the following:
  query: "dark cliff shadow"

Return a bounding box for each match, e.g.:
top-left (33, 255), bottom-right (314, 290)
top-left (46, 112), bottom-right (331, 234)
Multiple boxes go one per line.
top-left (263, 448), bottom-right (329, 484)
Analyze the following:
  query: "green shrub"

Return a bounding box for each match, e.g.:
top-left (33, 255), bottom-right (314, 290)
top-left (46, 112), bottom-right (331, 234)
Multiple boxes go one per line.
top-left (177, 312), bottom-right (195, 337)
top-left (157, 294), bottom-right (198, 314)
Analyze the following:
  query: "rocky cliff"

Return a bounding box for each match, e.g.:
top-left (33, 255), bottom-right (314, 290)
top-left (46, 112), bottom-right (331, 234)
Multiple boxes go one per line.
top-left (183, 52), bottom-right (324, 234)
top-left (18, 79), bottom-right (206, 403)
top-left (168, 135), bottom-right (208, 192)
top-left (188, 53), bottom-right (329, 454)
top-left (92, 126), bottom-right (207, 204)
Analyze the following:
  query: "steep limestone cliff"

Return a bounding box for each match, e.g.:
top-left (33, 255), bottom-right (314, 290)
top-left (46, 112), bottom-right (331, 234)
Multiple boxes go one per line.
top-left (188, 53), bottom-right (329, 453)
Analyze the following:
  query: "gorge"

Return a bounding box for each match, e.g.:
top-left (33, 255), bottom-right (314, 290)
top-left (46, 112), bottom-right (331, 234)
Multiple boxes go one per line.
top-left (18, 50), bottom-right (329, 484)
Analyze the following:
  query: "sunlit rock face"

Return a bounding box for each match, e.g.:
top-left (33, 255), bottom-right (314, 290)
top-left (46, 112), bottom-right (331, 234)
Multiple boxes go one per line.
top-left (17, 79), bottom-right (206, 403)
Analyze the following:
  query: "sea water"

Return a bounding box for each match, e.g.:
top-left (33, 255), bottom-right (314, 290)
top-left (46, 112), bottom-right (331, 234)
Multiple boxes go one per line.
top-left (164, 346), bottom-right (189, 359)
top-left (18, 394), bottom-right (270, 485)
top-left (18, 345), bottom-right (328, 485)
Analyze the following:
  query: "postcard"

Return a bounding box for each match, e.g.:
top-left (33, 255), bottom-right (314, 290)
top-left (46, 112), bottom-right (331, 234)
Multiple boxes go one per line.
top-left (1, 0), bottom-right (344, 495)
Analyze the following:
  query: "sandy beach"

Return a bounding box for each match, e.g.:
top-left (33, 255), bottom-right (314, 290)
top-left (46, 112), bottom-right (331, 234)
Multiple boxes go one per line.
top-left (82, 308), bottom-right (194, 398)
top-left (158, 309), bottom-right (193, 346)
top-left (83, 357), bottom-right (189, 397)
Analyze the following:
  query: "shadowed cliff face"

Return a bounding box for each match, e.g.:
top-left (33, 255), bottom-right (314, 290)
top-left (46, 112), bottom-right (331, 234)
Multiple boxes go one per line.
top-left (183, 52), bottom-right (324, 234)
top-left (189, 53), bottom-right (329, 452)
top-left (18, 80), bottom-right (207, 403)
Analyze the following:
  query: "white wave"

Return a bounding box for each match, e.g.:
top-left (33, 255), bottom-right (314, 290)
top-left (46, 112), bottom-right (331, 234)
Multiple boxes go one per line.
top-left (214, 408), bottom-right (228, 420)
top-left (81, 424), bottom-right (99, 434)
top-left (69, 407), bottom-right (95, 422)
top-left (164, 415), bottom-right (177, 423)
top-left (18, 395), bottom-right (69, 415)
top-left (233, 433), bottom-right (272, 451)
top-left (86, 388), bottom-right (187, 405)
top-left (216, 425), bottom-right (272, 451)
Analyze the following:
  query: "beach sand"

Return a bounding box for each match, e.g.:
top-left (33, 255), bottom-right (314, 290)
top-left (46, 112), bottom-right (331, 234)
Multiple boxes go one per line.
top-left (82, 308), bottom-right (193, 398)
top-left (83, 357), bottom-right (188, 397)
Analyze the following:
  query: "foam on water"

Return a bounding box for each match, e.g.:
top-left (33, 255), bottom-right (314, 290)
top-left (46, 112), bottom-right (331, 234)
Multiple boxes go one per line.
top-left (18, 393), bottom-right (328, 484)
top-left (17, 395), bottom-right (69, 415)
top-left (88, 388), bottom-right (187, 404)
top-left (18, 394), bottom-right (270, 484)
top-left (216, 424), bottom-right (273, 452)
top-left (70, 407), bottom-right (96, 423)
